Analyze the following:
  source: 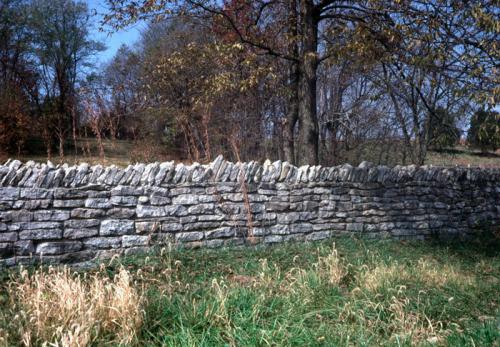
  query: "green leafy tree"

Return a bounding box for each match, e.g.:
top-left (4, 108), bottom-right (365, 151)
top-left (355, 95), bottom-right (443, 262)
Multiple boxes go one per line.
top-left (428, 108), bottom-right (461, 150)
top-left (468, 110), bottom-right (500, 152)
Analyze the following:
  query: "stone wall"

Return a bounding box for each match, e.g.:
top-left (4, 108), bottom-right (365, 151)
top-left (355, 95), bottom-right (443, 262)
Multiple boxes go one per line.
top-left (0, 156), bottom-right (499, 266)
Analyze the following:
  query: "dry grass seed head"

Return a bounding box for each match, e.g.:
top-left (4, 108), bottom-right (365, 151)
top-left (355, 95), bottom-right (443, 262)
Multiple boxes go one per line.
top-left (210, 279), bottom-right (235, 345)
top-left (357, 263), bottom-right (410, 292)
top-left (279, 267), bottom-right (313, 299)
top-left (256, 259), bottom-right (281, 292)
top-left (358, 257), bottom-right (475, 293)
top-left (387, 292), bottom-right (446, 346)
top-left (8, 266), bottom-right (143, 347)
top-left (315, 244), bottom-right (345, 286)
top-left (416, 258), bottom-right (474, 288)
top-left (345, 285), bottom-right (448, 345)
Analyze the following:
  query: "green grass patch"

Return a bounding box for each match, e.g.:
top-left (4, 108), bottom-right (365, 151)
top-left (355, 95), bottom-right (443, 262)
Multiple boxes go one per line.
top-left (0, 237), bottom-right (498, 346)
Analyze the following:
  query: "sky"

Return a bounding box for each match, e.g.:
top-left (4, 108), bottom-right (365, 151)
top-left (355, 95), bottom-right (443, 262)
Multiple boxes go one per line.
top-left (86, 0), bottom-right (144, 66)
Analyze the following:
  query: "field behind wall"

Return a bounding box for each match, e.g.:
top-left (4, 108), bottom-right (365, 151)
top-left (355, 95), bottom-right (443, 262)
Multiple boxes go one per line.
top-left (10, 139), bottom-right (500, 168)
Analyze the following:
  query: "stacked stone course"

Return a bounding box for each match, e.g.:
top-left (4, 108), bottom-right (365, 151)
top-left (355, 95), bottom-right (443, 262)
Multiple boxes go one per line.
top-left (0, 156), bottom-right (498, 266)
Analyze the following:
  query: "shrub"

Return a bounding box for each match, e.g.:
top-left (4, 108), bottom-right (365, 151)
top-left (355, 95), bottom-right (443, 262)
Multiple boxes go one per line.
top-left (468, 110), bottom-right (500, 152)
top-left (428, 107), bottom-right (461, 150)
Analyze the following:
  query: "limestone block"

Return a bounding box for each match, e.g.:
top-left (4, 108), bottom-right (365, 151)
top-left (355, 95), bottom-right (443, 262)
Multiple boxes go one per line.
top-left (110, 196), bottom-right (138, 206)
top-left (264, 235), bottom-right (283, 243)
top-left (100, 220), bottom-right (135, 236)
top-left (85, 198), bottom-right (111, 209)
top-left (136, 221), bottom-right (161, 234)
top-left (161, 222), bottom-right (183, 232)
top-left (19, 229), bottom-right (62, 240)
top-left (136, 205), bottom-right (167, 218)
top-left (65, 219), bottom-right (100, 229)
top-left (205, 227), bottom-right (234, 239)
top-left (176, 232), bottom-right (204, 242)
top-left (172, 194), bottom-right (199, 205)
top-left (71, 208), bottom-right (105, 219)
top-left (53, 199), bottom-right (85, 208)
top-left (0, 232), bottom-right (17, 242)
top-left (306, 231), bottom-right (331, 241)
top-left (84, 237), bottom-right (122, 249)
top-left (63, 228), bottom-right (99, 239)
top-left (54, 188), bottom-right (87, 199)
top-left (14, 240), bottom-right (34, 255)
top-left (20, 188), bottom-right (52, 199)
top-left (107, 208), bottom-right (136, 218)
top-left (111, 185), bottom-right (144, 196)
top-left (36, 241), bottom-right (82, 255)
top-left (122, 235), bottom-right (150, 247)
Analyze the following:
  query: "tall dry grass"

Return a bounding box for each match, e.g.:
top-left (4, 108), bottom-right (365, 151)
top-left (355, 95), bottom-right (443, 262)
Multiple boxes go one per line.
top-left (357, 258), bottom-right (475, 292)
top-left (8, 266), bottom-right (143, 347)
top-left (314, 243), bottom-right (345, 285)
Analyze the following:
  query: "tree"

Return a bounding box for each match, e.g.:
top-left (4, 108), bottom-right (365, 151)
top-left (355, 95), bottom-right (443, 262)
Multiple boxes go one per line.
top-left (131, 18), bottom-right (279, 161)
top-left (468, 110), bottom-right (500, 153)
top-left (104, 0), bottom-right (498, 165)
top-left (30, 0), bottom-right (104, 160)
top-left (0, 0), bottom-right (37, 155)
top-left (0, 83), bottom-right (31, 154)
top-left (102, 45), bottom-right (142, 140)
top-left (428, 107), bottom-right (460, 150)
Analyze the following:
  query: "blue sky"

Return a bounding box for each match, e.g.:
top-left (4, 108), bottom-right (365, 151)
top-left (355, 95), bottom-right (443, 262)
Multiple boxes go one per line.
top-left (86, 0), bottom-right (144, 66)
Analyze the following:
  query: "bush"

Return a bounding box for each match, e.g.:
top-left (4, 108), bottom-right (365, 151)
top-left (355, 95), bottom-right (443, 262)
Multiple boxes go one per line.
top-left (468, 110), bottom-right (500, 152)
top-left (428, 107), bottom-right (461, 150)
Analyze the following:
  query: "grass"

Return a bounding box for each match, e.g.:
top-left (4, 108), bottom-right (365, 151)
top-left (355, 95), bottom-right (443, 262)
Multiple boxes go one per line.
top-left (426, 146), bottom-right (500, 168)
top-left (0, 237), bottom-right (498, 346)
top-left (3, 267), bottom-right (143, 346)
top-left (13, 138), bottom-right (137, 167)
top-left (7, 138), bottom-right (500, 168)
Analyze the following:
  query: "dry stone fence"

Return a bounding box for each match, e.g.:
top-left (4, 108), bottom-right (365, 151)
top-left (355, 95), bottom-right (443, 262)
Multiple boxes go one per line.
top-left (0, 156), bottom-right (499, 266)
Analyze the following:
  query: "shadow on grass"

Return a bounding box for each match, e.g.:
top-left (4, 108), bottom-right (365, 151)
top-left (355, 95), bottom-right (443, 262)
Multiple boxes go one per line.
top-left (427, 226), bottom-right (500, 260)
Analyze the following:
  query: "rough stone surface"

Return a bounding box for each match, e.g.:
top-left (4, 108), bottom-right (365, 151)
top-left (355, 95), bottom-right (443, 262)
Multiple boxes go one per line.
top-left (122, 235), bottom-right (150, 247)
top-left (100, 220), bottom-right (134, 236)
top-left (63, 228), bottom-right (99, 239)
top-left (0, 158), bottom-right (498, 265)
top-left (36, 241), bottom-right (82, 255)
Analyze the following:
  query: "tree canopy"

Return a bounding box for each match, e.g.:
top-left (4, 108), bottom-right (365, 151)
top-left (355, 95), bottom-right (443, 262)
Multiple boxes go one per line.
top-left (1, 0), bottom-right (498, 166)
top-left (102, 0), bottom-right (499, 165)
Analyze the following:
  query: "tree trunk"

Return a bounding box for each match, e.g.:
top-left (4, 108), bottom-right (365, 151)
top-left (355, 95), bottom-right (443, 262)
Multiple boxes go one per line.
top-left (410, 106), bottom-right (427, 165)
top-left (201, 108), bottom-right (212, 162)
top-left (296, 0), bottom-right (319, 165)
top-left (387, 86), bottom-right (415, 164)
top-left (43, 124), bottom-right (52, 161)
top-left (283, 0), bottom-right (299, 164)
top-left (58, 131), bottom-right (64, 162)
top-left (71, 103), bottom-right (78, 158)
top-left (284, 64), bottom-right (299, 164)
